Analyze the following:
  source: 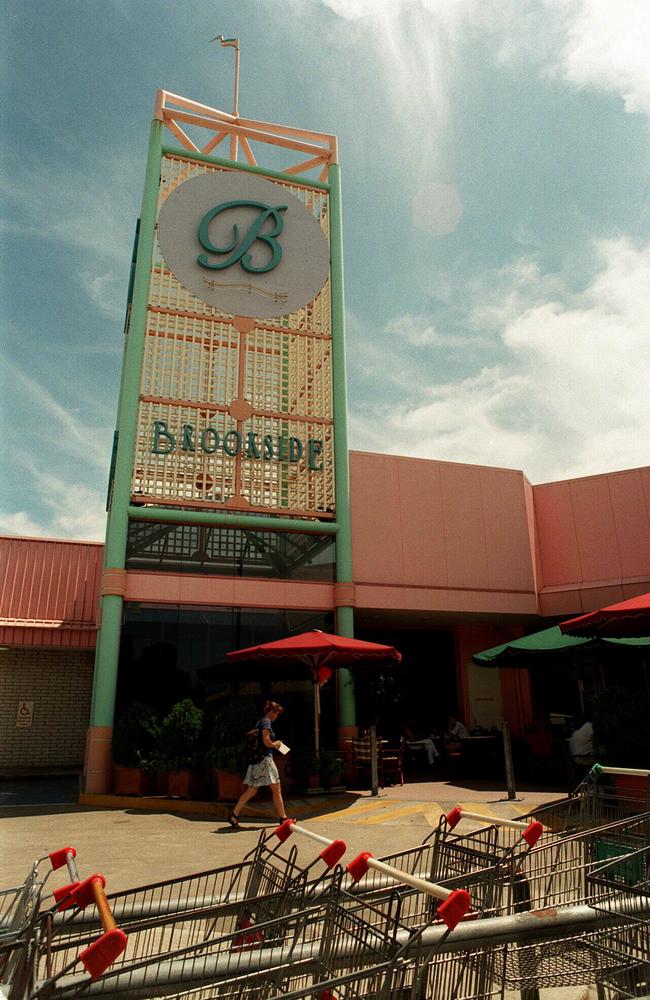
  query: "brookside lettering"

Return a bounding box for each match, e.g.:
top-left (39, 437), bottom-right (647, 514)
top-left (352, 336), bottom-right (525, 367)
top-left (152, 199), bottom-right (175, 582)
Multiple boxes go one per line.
top-left (152, 420), bottom-right (324, 472)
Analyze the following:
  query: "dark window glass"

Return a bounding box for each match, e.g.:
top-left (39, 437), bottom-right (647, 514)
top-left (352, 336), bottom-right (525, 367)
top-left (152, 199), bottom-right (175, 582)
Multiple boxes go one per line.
top-left (125, 521), bottom-right (335, 581)
top-left (116, 604), bottom-right (336, 748)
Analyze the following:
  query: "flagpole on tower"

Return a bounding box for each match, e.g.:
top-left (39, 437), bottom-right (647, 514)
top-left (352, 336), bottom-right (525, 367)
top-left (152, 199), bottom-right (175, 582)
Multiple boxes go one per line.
top-left (211, 34), bottom-right (240, 161)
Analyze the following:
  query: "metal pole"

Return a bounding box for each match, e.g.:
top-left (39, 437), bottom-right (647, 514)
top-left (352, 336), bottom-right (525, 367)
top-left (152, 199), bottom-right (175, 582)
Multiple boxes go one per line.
top-left (314, 681), bottom-right (321, 754)
top-left (231, 42), bottom-right (240, 160)
top-left (502, 721), bottom-right (517, 800)
top-left (369, 724), bottom-right (379, 797)
top-left (328, 161), bottom-right (356, 730)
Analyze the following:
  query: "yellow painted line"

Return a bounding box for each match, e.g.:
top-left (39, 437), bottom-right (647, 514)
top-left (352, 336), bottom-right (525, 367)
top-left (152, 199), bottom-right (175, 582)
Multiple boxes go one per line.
top-left (457, 802), bottom-right (500, 818)
top-left (79, 793), bottom-right (220, 815)
top-left (353, 803), bottom-right (430, 825)
top-left (423, 804), bottom-right (445, 826)
top-left (308, 798), bottom-right (398, 822)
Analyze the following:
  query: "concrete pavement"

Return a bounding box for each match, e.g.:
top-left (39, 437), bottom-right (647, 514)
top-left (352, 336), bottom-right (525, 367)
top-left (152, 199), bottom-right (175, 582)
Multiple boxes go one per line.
top-left (1, 774), bottom-right (564, 891)
top-left (0, 777), bottom-right (608, 1000)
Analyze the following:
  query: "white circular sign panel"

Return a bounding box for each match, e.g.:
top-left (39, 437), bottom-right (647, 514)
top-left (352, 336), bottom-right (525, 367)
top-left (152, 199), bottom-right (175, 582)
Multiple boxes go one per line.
top-left (157, 172), bottom-right (330, 318)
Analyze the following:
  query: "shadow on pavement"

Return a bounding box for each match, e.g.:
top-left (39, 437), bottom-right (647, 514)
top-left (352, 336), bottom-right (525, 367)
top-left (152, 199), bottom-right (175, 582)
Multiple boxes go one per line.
top-left (0, 775), bottom-right (80, 809)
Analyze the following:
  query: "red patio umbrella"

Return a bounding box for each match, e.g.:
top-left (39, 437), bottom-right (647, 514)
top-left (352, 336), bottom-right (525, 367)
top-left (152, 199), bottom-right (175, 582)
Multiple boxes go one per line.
top-left (559, 593), bottom-right (650, 638)
top-left (226, 630), bottom-right (402, 752)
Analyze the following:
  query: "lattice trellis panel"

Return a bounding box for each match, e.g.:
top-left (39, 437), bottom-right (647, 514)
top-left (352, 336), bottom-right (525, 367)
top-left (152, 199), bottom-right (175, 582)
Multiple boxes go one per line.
top-left (131, 153), bottom-right (335, 518)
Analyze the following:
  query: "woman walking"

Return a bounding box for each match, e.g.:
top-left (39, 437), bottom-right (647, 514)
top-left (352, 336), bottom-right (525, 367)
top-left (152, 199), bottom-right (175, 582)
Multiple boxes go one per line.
top-left (228, 700), bottom-right (288, 827)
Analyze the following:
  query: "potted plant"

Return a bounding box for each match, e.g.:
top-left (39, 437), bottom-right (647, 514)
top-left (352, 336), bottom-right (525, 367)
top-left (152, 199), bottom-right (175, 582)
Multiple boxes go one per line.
top-left (289, 748), bottom-right (322, 793)
top-left (593, 686), bottom-right (650, 799)
top-left (210, 698), bottom-right (258, 801)
top-left (319, 750), bottom-right (345, 790)
top-left (159, 699), bottom-right (205, 799)
top-left (212, 744), bottom-right (247, 800)
top-left (111, 702), bottom-right (159, 795)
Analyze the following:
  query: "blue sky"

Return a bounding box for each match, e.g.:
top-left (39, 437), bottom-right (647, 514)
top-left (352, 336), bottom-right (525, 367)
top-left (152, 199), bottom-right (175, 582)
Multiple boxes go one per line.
top-left (2, 0), bottom-right (649, 541)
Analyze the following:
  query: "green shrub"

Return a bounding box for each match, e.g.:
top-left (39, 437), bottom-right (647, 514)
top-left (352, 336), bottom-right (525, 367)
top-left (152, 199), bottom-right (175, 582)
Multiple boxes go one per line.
top-left (289, 747), bottom-right (321, 787)
top-left (319, 750), bottom-right (345, 788)
top-left (210, 698), bottom-right (258, 772)
top-left (112, 702), bottom-right (159, 769)
top-left (159, 699), bottom-right (204, 772)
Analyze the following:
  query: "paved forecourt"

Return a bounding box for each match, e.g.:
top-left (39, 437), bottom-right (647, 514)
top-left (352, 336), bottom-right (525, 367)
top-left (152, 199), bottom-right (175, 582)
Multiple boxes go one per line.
top-left (3, 782), bottom-right (600, 1000)
top-left (0, 779), bottom-right (563, 892)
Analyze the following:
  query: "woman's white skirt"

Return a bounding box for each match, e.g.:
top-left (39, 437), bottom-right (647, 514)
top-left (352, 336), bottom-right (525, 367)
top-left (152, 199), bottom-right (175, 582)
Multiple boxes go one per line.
top-left (243, 755), bottom-right (280, 787)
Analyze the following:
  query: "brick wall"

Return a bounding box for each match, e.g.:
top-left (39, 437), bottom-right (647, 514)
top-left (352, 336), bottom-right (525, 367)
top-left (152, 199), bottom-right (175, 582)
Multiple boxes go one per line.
top-left (0, 649), bottom-right (94, 769)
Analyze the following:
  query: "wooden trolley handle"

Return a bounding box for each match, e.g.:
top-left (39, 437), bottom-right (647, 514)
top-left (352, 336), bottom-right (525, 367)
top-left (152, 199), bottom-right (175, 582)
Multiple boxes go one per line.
top-left (90, 877), bottom-right (117, 932)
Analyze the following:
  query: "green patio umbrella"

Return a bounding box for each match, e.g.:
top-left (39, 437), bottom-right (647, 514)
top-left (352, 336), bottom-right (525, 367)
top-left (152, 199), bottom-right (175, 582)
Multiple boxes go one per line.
top-left (473, 625), bottom-right (650, 666)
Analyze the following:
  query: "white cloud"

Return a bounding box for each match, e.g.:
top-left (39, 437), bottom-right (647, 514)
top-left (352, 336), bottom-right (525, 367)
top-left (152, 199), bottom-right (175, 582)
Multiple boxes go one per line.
top-left (350, 237), bottom-right (650, 481)
top-left (556, 0), bottom-right (650, 114)
top-left (2, 358), bottom-right (108, 469)
top-left (319, 0), bottom-right (479, 171)
top-left (0, 151), bottom-right (138, 314)
top-left (385, 313), bottom-right (489, 348)
top-left (320, 0), bottom-right (650, 119)
top-left (468, 258), bottom-right (569, 331)
top-left (412, 182), bottom-right (463, 236)
top-left (0, 511), bottom-right (49, 538)
top-left (80, 270), bottom-right (126, 323)
top-left (0, 357), bottom-right (112, 541)
top-left (0, 474), bottom-right (106, 542)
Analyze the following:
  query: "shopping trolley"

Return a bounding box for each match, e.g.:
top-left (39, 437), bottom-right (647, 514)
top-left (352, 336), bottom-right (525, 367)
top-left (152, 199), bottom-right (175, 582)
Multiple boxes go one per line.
top-left (35, 895), bottom-right (335, 998)
top-left (4, 873), bottom-right (127, 1000)
top-left (67, 860), bottom-right (472, 1000)
top-left (221, 864), bottom-right (649, 1000)
top-left (518, 763), bottom-right (650, 837)
top-left (1, 848), bottom-right (80, 946)
top-left (1, 847), bottom-right (82, 995)
top-left (33, 828), bottom-right (347, 997)
top-left (587, 835), bottom-right (650, 999)
top-left (51, 821), bottom-right (344, 949)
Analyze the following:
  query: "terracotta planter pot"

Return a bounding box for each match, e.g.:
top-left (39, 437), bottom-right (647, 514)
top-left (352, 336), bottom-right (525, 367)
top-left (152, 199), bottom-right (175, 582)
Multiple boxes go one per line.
top-left (213, 768), bottom-right (243, 801)
top-left (113, 766), bottom-right (156, 796)
top-left (275, 756), bottom-right (293, 790)
top-left (167, 770), bottom-right (203, 799)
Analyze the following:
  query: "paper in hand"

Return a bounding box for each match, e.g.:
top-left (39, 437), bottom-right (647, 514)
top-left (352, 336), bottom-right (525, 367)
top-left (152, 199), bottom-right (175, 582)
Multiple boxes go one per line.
top-left (277, 741), bottom-right (290, 755)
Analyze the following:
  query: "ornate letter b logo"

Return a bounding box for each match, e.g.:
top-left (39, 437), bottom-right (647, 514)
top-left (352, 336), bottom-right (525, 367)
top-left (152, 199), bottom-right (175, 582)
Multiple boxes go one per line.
top-left (197, 200), bottom-right (287, 273)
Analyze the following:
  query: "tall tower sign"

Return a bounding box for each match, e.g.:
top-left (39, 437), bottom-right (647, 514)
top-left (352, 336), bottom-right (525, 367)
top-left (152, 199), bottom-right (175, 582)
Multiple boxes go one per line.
top-left (85, 91), bottom-right (354, 793)
top-left (140, 159), bottom-right (336, 517)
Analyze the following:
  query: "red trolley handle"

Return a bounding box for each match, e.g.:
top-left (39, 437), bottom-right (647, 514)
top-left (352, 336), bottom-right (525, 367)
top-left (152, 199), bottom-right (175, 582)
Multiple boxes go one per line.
top-left (274, 819), bottom-right (347, 868)
top-left (48, 846), bottom-right (80, 882)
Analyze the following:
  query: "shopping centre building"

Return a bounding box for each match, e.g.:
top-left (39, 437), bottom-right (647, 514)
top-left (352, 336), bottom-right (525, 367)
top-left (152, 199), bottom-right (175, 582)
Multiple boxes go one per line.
top-left (1, 92), bottom-right (649, 787)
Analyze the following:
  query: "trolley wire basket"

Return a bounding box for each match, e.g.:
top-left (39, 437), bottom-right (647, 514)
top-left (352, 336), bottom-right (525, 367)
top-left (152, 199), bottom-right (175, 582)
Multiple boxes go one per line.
top-left (95, 870), bottom-right (469, 1000)
top-left (38, 827), bottom-right (347, 990)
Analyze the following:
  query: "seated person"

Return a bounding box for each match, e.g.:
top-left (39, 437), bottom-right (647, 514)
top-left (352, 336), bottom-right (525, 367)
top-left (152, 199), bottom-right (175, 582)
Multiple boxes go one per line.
top-left (568, 717), bottom-right (594, 763)
top-left (445, 715), bottom-right (470, 740)
top-left (402, 722), bottom-right (440, 766)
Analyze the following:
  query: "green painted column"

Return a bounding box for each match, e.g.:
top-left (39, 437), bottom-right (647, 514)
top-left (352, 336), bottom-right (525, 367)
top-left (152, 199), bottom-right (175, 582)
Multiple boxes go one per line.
top-left (128, 504), bottom-right (338, 533)
top-left (90, 118), bottom-right (164, 727)
top-left (329, 163), bottom-right (356, 727)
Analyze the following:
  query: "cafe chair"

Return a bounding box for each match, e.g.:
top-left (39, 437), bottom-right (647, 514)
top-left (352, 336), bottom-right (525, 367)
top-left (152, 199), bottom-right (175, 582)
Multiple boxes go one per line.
top-left (380, 740), bottom-right (404, 787)
top-left (351, 736), bottom-right (374, 787)
top-left (444, 737), bottom-right (465, 775)
top-left (351, 736), bottom-right (403, 788)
